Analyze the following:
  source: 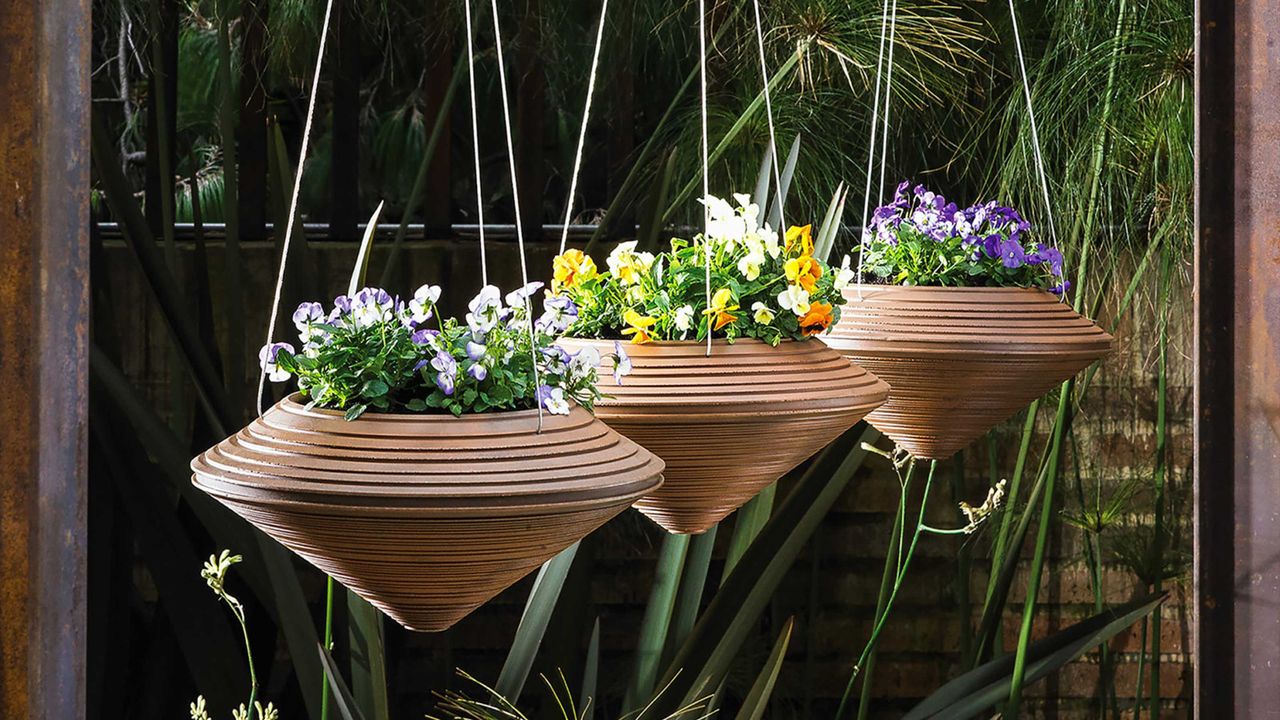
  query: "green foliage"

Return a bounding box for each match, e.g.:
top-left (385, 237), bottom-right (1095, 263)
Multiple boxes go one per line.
top-left (558, 195), bottom-right (851, 345)
top-left (270, 284), bottom-right (613, 418)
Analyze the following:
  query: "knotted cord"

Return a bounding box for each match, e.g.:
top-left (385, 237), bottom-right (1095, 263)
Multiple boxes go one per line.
top-left (558, 0), bottom-right (611, 255)
top-left (488, 0), bottom-right (544, 430)
top-left (256, 0), bottom-right (336, 414)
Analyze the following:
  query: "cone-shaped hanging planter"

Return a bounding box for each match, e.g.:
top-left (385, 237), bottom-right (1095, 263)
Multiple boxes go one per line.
top-left (823, 286), bottom-right (1112, 460)
top-left (192, 395), bottom-right (663, 632)
top-left (556, 338), bottom-right (888, 534)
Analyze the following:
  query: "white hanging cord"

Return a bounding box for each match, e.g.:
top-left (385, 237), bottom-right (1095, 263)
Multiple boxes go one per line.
top-left (876, 0), bottom-right (898, 205)
top-left (854, 0), bottom-right (891, 296)
top-left (750, 0), bottom-right (785, 232)
top-left (489, 0), bottom-right (544, 430)
top-left (1007, 0), bottom-right (1061, 259)
top-left (698, 0), bottom-right (712, 356)
top-left (256, 0), bottom-right (336, 414)
top-left (463, 0), bottom-right (488, 285)
top-left (558, 0), bottom-right (610, 255)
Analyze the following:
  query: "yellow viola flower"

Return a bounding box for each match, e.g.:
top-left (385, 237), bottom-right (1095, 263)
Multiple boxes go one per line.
top-left (702, 288), bottom-right (740, 331)
top-left (607, 241), bottom-right (656, 285)
top-left (784, 224), bottom-right (814, 256)
top-left (784, 255), bottom-right (823, 293)
top-left (552, 249), bottom-right (597, 293)
top-left (622, 309), bottom-right (658, 344)
top-left (751, 301), bottom-right (775, 324)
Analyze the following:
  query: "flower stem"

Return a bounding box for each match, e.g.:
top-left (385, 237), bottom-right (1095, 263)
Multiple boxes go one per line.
top-left (321, 576), bottom-right (335, 720)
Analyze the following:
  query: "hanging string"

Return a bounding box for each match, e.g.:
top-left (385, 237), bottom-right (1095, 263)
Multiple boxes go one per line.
top-left (1007, 0), bottom-right (1062, 270)
top-left (488, 0), bottom-right (544, 430)
top-left (698, 0), bottom-right (712, 356)
top-left (876, 0), bottom-right (898, 207)
top-left (256, 0), bottom-right (336, 414)
top-left (854, 0), bottom-right (891, 297)
top-left (750, 0), bottom-right (785, 232)
top-left (558, 0), bottom-right (610, 255)
top-left (463, 0), bottom-right (488, 284)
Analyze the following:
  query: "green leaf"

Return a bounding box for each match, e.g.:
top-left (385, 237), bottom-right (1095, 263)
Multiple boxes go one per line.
top-left (347, 201), bottom-right (386, 296)
top-left (579, 619), bottom-right (601, 720)
top-left (495, 542), bottom-right (581, 701)
top-left (344, 403), bottom-right (368, 421)
top-left (666, 526), bottom-right (718, 660)
top-left (348, 592), bottom-right (390, 720)
top-left (734, 617), bottom-right (795, 720)
top-left (648, 425), bottom-right (878, 716)
top-left (903, 593), bottom-right (1166, 720)
top-left (723, 483), bottom-right (777, 580)
top-left (318, 643), bottom-right (370, 720)
top-left (361, 379), bottom-right (389, 397)
top-left (624, 533), bottom-right (691, 712)
top-left (767, 134), bottom-right (803, 231)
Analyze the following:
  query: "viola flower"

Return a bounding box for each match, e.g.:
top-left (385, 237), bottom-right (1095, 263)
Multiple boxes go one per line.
top-left (466, 285), bottom-right (503, 336)
top-left (777, 284), bottom-right (811, 316)
top-left (834, 254), bottom-right (856, 291)
top-left (408, 284), bottom-right (442, 326)
top-left (293, 301), bottom-right (325, 341)
top-left (606, 241), bottom-right (656, 285)
top-left (752, 301), bottom-right (775, 324)
top-left (351, 287), bottom-right (394, 328)
top-left (613, 341), bottom-right (632, 385)
top-left (784, 255), bottom-right (823, 293)
top-left (799, 302), bottom-right (834, 336)
top-left (1049, 280), bottom-right (1072, 296)
top-left (430, 350), bottom-right (457, 396)
top-left (622, 309), bottom-right (658, 344)
top-left (702, 288), bottom-right (739, 331)
top-left (998, 237), bottom-right (1027, 269)
top-left (701, 194), bottom-right (747, 244)
top-left (505, 281), bottom-right (545, 308)
top-left (259, 342), bottom-right (295, 382)
top-left (784, 224), bottom-right (814, 256)
top-left (672, 304), bottom-right (695, 336)
top-left (737, 246), bottom-right (766, 281)
top-left (536, 384), bottom-right (571, 415)
top-left (538, 295), bottom-right (578, 334)
top-left (552, 249), bottom-right (598, 292)
top-left (568, 345), bottom-right (601, 383)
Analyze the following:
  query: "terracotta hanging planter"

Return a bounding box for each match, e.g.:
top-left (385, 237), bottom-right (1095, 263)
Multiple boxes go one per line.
top-left (823, 285), bottom-right (1113, 460)
top-left (192, 395), bottom-right (664, 632)
top-left (556, 338), bottom-right (888, 534)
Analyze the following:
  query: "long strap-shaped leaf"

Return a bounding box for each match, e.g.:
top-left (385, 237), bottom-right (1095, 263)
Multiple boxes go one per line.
top-left (625, 534), bottom-right (691, 711)
top-left (495, 541), bottom-right (582, 701)
top-left (319, 644), bottom-right (370, 720)
top-left (734, 618), bottom-right (794, 720)
top-left (903, 592), bottom-right (1166, 720)
top-left (648, 424), bottom-right (878, 716)
top-left (348, 591), bottom-right (390, 720)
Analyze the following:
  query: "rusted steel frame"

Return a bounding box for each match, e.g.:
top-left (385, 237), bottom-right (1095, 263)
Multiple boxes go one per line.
top-left (1194, 0), bottom-right (1280, 716)
top-left (0, 0), bottom-right (91, 716)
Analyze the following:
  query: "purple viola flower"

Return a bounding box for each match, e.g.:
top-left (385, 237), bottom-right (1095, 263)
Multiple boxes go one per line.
top-left (536, 384), bottom-right (570, 415)
top-left (981, 234), bottom-right (1002, 259)
top-left (259, 342), bottom-right (295, 382)
top-left (467, 363), bottom-right (487, 381)
top-left (998, 237), bottom-right (1027, 269)
top-left (466, 285), bottom-right (502, 336)
top-left (430, 350), bottom-right (457, 396)
top-left (466, 341), bottom-right (486, 361)
top-left (613, 341), bottom-right (632, 385)
top-left (1037, 244), bottom-right (1064, 276)
top-left (351, 287), bottom-right (394, 327)
top-left (504, 281), bottom-right (545, 308)
top-left (1049, 280), bottom-right (1072, 296)
top-left (412, 328), bottom-right (440, 348)
top-left (538, 295), bottom-right (578, 334)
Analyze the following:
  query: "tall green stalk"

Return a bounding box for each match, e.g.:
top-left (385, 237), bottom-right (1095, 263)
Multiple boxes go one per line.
top-left (1149, 245), bottom-right (1172, 719)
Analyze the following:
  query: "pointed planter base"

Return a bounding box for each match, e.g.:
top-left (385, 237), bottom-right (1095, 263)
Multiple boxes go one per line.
top-left (192, 396), bottom-right (663, 632)
top-left (557, 338), bottom-right (888, 534)
top-left (823, 286), bottom-right (1113, 460)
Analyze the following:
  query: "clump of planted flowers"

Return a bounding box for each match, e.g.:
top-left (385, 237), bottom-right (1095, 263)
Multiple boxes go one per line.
top-left (260, 283), bottom-right (626, 420)
top-left (856, 181), bottom-right (1069, 294)
top-left (551, 193), bottom-right (854, 345)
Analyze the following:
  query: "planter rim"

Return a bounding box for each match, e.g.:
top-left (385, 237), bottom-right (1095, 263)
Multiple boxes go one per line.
top-left (277, 392), bottom-right (572, 422)
top-left (558, 336), bottom-right (822, 348)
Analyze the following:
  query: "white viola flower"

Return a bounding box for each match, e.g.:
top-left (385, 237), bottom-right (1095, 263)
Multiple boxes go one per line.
top-left (466, 284), bottom-right (503, 335)
top-left (673, 304), bottom-right (695, 334)
top-left (734, 192), bottom-right (762, 230)
top-left (259, 342), bottom-right (294, 382)
top-left (761, 223), bottom-right (781, 258)
top-left (537, 385), bottom-right (571, 415)
top-left (607, 241), bottom-right (655, 285)
top-left (351, 287), bottom-right (393, 328)
top-left (737, 248), bottom-right (765, 281)
top-left (612, 340), bottom-right (632, 385)
top-left (752, 301), bottom-right (775, 324)
top-left (505, 281), bottom-right (544, 307)
top-left (700, 194), bottom-right (746, 245)
top-left (408, 284), bottom-right (442, 325)
top-left (834, 254), bottom-right (857, 291)
top-left (568, 345), bottom-right (601, 382)
top-left (292, 301), bottom-right (325, 342)
top-left (777, 284), bottom-right (811, 316)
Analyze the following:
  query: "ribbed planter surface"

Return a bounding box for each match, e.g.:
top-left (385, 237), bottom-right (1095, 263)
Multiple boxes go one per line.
top-left (191, 395), bottom-right (664, 632)
top-left (823, 286), bottom-right (1113, 460)
top-left (557, 338), bottom-right (888, 534)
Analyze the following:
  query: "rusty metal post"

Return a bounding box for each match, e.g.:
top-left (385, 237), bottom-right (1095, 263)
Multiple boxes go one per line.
top-left (1194, 0), bottom-right (1280, 716)
top-left (0, 0), bottom-right (90, 716)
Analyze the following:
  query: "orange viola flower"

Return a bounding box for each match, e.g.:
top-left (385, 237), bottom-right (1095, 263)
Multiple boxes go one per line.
top-left (552, 249), bottom-right (598, 293)
top-left (785, 255), bottom-right (823, 293)
top-left (799, 301), bottom-right (834, 336)
top-left (702, 288), bottom-right (740, 332)
top-left (622, 309), bottom-right (657, 344)
top-left (784, 224), bottom-right (814, 256)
